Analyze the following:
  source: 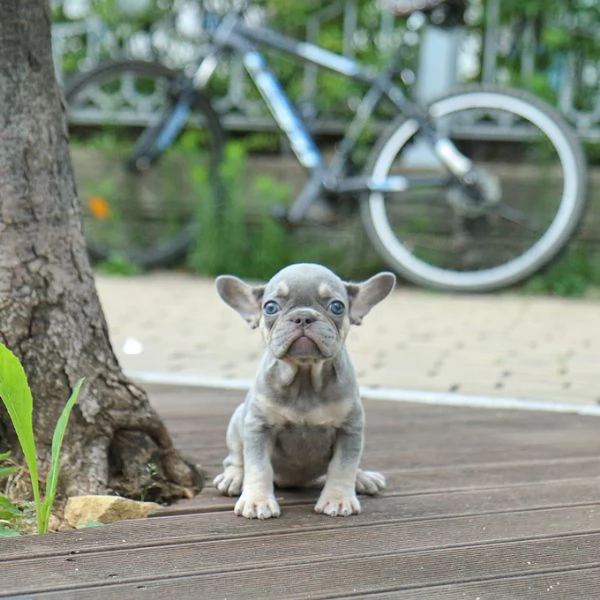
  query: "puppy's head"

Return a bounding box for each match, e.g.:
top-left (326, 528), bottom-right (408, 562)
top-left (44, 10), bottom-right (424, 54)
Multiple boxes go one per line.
top-left (216, 263), bottom-right (396, 363)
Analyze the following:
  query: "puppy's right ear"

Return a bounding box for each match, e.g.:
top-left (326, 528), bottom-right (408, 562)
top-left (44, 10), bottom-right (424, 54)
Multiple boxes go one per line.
top-left (216, 275), bottom-right (265, 329)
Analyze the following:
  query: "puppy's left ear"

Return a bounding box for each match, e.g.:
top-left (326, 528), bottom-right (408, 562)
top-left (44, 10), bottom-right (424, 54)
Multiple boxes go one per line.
top-left (216, 275), bottom-right (265, 329)
top-left (345, 272), bottom-right (396, 326)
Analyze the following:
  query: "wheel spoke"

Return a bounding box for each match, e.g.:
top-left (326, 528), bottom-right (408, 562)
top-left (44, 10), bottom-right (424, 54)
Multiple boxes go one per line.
top-left (494, 203), bottom-right (544, 234)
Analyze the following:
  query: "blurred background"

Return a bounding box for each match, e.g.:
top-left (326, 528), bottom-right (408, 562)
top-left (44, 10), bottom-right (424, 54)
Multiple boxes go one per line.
top-left (51, 0), bottom-right (600, 296)
top-left (48, 0), bottom-right (600, 405)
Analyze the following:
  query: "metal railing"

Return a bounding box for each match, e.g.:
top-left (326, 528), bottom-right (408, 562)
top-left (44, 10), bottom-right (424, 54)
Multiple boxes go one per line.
top-left (51, 0), bottom-right (600, 140)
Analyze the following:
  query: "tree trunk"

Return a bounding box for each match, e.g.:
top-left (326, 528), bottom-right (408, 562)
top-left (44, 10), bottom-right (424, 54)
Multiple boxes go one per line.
top-left (0, 0), bottom-right (202, 501)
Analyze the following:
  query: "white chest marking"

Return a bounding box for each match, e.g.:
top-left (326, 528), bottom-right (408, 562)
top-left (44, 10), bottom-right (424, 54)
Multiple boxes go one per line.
top-left (256, 393), bottom-right (351, 427)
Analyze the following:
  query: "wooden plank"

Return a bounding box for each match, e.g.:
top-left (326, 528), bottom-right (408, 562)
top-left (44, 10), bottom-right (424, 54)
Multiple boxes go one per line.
top-left (353, 567), bottom-right (600, 599)
top-left (3, 477), bottom-right (600, 561)
top-left (2, 504), bottom-right (600, 595)
top-left (19, 533), bottom-right (600, 599)
top-left (159, 469), bottom-right (600, 517)
top-left (161, 455), bottom-right (600, 515)
top-left (383, 457), bottom-right (600, 494)
top-left (150, 387), bottom-right (600, 472)
top-left (1, 387), bottom-right (600, 599)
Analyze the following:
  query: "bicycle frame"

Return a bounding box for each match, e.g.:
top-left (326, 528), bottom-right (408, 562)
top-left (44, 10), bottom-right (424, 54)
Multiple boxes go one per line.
top-left (192, 13), bottom-right (472, 223)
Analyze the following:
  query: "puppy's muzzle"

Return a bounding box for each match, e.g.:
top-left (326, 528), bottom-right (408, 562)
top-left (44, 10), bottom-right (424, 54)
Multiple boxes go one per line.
top-left (281, 308), bottom-right (326, 359)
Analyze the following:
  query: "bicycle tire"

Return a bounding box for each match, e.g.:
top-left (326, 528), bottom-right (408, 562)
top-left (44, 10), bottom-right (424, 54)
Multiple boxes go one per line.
top-left (65, 59), bottom-right (225, 269)
top-left (361, 85), bottom-right (588, 292)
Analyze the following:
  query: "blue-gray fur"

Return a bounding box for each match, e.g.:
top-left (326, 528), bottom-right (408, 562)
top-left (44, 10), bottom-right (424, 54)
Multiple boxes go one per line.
top-left (214, 263), bottom-right (396, 519)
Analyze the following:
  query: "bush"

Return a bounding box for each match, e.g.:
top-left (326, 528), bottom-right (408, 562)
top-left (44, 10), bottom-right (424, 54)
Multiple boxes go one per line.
top-left (523, 245), bottom-right (600, 297)
top-left (186, 142), bottom-right (383, 281)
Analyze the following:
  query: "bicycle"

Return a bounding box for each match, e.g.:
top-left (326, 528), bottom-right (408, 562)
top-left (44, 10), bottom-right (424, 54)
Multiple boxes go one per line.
top-left (65, 0), bottom-right (588, 292)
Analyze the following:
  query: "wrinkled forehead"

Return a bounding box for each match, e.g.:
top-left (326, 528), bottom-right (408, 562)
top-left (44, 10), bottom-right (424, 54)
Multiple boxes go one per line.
top-left (264, 265), bottom-right (346, 302)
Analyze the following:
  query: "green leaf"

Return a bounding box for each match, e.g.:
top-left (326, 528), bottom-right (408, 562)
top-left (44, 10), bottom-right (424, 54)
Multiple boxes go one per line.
top-left (39, 378), bottom-right (84, 534)
top-left (0, 344), bottom-right (42, 521)
top-left (542, 27), bottom-right (572, 50)
top-left (0, 525), bottom-right (20, 537)
top-left (0, 510), bottom-right (19, 520)
top-left (0, 451), bottom-right (11, 461)
top-left (0, 496), bottom-right (21, 517)
top-left (0, 465), bottom-right (19, 478)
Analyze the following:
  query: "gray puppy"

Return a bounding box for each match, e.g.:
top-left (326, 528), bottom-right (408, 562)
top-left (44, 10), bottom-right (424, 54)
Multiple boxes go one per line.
top-left (213, 263), bottom-right (396, 519)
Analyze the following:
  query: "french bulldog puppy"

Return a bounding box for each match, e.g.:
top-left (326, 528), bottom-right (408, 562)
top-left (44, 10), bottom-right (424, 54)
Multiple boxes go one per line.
top-left (213, 263), bottom-right (396, 519)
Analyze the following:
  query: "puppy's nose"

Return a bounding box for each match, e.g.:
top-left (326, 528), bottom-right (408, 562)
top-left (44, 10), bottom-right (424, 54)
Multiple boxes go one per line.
top-left (294, 315), bottom-right (315, 326)
top-left (290, 310), bottom-right (318, 326)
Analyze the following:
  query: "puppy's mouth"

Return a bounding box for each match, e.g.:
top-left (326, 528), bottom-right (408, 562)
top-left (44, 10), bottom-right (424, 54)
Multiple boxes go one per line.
top-left (284, 331), bottom-right (323, 359)
top-left (290, 335), bottom-right (318, 353)
top-left (269, 318), bottom-right (342, 361)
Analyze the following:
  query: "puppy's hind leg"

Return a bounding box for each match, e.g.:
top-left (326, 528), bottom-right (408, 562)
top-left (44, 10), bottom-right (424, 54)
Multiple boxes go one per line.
top-left (355, 469), bottom-right (386, 496)
top-left (213, 404), bottom-right (245, 496)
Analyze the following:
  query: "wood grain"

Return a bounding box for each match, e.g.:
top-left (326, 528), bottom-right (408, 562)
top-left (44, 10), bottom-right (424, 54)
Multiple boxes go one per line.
top-left (2, 384), bottom-right (600, 599)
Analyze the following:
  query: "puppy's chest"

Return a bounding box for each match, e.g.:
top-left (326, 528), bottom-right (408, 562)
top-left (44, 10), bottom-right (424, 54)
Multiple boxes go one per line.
top-left (256, 392), bottom-right (350, 427)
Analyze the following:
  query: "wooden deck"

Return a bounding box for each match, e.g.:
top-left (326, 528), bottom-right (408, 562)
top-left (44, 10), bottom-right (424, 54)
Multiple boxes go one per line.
top-left (3, 384), bottom-right (600, 599)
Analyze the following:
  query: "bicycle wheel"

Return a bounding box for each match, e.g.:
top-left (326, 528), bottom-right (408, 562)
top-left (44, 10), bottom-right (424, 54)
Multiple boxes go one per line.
top-left (361, 85), bottom-right (588, 292)
top-left (65, 60), bottom-right (225, 268)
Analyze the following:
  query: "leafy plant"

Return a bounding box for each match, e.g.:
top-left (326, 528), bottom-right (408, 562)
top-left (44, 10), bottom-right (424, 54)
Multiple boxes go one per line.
top-left (96, 255), bottom-right (143, 276)
top-left (0, 451), bottom-right (22, 537)
top-left (0, 343), bottom-right (84, 534)
top-left (188, 142), bottom-right (284, 277)
top-left (186, 142), bottom-right (381, 281)
top-left (523, 246), bottom-right (600, 297)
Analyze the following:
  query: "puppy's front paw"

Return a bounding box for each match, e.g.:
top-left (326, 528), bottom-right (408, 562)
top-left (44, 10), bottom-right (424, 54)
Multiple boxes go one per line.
top-left (213, 466), bottom-right (243, 496)
top-left (315, 492), bottom-right (361, 517)
top-left (355, 469), bottom-right (386, 495)
top-left (234, 492), bottom-right (281, 519)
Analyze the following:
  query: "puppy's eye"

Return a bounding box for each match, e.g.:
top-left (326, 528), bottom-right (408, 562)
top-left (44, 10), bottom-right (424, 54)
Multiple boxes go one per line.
top-left (329, 300), bottom-right (345, 316)
top-left (263, 301), bottom-right (280, 316)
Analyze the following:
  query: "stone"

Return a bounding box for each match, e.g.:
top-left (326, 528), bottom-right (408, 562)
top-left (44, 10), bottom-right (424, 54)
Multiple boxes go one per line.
top-left (64, 495), bottom-right (160, 528)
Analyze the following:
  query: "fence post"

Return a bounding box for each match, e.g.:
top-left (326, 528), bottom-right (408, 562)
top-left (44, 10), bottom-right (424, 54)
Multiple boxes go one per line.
top-left (416, 23), bottom-right (460, 103)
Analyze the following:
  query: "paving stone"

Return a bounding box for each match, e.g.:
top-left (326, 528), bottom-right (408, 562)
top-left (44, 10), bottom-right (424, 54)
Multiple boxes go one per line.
top-left (96, 272), bottom-right (600, 406)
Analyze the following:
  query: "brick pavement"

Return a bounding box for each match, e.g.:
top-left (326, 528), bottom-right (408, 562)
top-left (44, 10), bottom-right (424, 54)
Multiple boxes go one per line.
top-left (96, 272), bottom-right (600, 407)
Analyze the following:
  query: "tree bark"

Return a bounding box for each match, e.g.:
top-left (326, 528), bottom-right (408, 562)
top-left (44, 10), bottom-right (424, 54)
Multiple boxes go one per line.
top-left (0, 0), bottom-right (202, 501)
